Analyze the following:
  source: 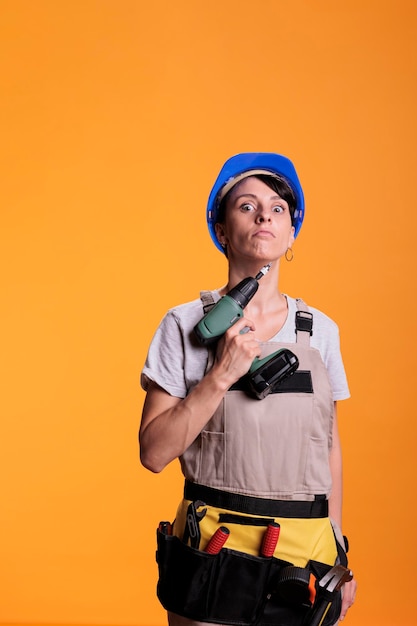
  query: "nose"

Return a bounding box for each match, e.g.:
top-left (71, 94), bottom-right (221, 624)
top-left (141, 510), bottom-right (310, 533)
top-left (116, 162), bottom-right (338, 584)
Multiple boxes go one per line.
top-left (255, 206), bottom-right (271, 223)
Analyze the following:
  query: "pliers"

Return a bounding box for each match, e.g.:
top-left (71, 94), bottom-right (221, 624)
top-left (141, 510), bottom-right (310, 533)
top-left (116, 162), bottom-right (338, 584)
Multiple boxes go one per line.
top-left (182, 500), bottom-right (207, 549)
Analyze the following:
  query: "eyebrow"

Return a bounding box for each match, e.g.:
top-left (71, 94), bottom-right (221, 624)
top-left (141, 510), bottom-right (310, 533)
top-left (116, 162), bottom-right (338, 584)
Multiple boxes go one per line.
top-left (233, 193), bottom-right (284, 202)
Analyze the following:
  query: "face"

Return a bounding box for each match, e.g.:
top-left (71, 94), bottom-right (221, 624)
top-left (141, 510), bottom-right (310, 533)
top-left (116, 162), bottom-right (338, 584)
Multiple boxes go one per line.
top-left (215, 176), bottom-right (295, 263)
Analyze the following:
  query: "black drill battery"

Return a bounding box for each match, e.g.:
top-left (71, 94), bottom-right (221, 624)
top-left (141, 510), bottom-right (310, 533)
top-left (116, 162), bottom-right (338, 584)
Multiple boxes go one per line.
top-left (245, 348), bottom-right (299, 400)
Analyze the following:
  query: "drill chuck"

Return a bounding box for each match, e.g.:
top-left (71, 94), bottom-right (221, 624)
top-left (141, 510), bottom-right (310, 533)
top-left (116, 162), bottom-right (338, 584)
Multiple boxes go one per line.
top-left (226, 276), bottom-right (260, 309)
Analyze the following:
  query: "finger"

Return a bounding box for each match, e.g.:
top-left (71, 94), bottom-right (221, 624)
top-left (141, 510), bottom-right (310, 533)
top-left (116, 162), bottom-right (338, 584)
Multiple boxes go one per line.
top-left (339, 596), bottom-right (349, 620)
top-left (339, 580), bottom-right (356, 621)
top-left (229, 317), bottom-right (256, 335)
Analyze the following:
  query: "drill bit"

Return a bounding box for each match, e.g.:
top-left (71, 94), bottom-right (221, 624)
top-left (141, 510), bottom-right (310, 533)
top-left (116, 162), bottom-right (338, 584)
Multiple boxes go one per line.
top-left (255, 263), bottom-right (272, 280)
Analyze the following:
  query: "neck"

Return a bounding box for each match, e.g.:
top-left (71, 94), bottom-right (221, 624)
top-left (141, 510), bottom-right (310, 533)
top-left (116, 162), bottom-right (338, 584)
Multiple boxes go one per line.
top-left (220, 260), bottom-right (283, 305)
top-left (219, 260), bottom-right (288, 340)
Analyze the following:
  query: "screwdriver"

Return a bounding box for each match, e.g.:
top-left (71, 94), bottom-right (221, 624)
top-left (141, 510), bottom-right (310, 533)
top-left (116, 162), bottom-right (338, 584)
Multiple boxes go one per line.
top-left (260, 521), bottom-right (280, 557)
top-left (204, 526), bottom-right (230, 554)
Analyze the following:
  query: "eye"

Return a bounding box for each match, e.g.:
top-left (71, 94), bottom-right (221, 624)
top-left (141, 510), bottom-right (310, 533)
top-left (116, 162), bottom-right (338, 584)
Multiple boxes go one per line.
top-left (240, 202), bottom-right (255, 212)
top-left (272, 204), bottom-right (285, 213)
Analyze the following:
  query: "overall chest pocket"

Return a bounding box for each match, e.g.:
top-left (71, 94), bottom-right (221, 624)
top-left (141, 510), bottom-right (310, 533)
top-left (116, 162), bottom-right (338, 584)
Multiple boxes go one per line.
top-left (223, 390), bottom-right (316, 496)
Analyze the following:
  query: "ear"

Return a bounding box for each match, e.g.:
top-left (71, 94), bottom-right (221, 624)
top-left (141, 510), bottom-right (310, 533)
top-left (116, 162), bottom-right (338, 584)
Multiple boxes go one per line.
top-left (214, 222), bottom-right (228, 246)
top-left (287, 226), bottom-right (295, 250)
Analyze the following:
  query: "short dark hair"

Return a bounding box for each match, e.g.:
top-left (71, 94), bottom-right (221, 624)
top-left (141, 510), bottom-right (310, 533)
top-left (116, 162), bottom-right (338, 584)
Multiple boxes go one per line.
top-left (216, 174), bottom-right (297, 226)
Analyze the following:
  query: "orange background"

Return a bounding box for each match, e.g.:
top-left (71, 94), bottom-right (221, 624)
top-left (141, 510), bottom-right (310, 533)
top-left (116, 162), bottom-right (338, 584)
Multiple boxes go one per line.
top-left (1, 1), bottom-right (416, 625)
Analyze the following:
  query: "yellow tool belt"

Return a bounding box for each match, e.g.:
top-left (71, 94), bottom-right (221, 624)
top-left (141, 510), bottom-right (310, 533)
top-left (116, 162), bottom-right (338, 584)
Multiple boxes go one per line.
top-left (155, 484), bottom-right (348, 626)
top-left (176, 481), bottom-right (338, 567)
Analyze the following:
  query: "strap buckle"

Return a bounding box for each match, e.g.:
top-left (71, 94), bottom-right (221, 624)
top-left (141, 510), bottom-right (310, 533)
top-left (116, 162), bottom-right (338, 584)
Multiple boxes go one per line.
top-left (295, 310), bottom-right (313, 336)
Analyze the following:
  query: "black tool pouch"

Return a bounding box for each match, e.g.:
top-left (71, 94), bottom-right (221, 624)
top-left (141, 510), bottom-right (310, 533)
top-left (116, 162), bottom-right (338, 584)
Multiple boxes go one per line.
top-left (156, 529), bottom-right (344, 626)
top-left (156, 528), bottom-right (293, 625)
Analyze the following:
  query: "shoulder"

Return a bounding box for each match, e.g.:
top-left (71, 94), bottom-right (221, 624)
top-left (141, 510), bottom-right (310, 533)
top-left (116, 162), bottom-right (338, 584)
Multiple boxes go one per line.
top-left (286, 297), bottom-right (349, 400)
top-left (165, 290), bottom-right (220, 330)
top-left (307, 303), bottom-right (340, 336)
top-left (153, 290), bottom-right (222, 348)
top-left (285, 296), bottom-right (342, 357)
top-left (287, 296), bottom-right (340, 335)
top-left (166, 296), bottom-right (202, 321)
top-left (141, 291), bottom-right (219, 397)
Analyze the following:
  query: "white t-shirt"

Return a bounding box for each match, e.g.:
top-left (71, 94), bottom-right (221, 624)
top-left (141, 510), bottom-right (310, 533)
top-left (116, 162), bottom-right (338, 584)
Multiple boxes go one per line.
top-left (141, 293), bottom-right (350, 402)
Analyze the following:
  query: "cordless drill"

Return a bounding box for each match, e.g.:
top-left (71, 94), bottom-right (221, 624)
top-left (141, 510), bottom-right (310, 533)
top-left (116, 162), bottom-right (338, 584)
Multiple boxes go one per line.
top-left (194, 265), bottom-right (299, 399)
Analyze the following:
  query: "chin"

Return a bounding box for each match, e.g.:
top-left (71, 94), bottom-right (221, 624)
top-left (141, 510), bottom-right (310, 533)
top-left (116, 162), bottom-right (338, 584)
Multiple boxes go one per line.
top-left (250, 244), bottom-right (281, 261)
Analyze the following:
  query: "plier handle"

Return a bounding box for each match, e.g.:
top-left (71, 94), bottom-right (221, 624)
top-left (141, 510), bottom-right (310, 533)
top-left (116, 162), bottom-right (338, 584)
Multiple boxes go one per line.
top-left (182, 500), bottom-right (207, 549)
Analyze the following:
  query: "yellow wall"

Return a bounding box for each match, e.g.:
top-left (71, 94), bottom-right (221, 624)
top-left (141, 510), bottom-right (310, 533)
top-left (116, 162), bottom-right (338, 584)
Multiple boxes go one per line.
top-left (1, 1), bottom-right (416, 625)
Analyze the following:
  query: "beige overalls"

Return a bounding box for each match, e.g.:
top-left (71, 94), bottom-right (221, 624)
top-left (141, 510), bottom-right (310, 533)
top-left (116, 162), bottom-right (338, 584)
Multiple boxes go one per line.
top-left (158, 300), bottom-right (346, 626)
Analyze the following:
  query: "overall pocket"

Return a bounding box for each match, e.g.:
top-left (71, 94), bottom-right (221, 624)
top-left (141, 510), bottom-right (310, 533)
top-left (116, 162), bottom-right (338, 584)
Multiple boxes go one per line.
top-left (156, 530), bottom-right (215, 619)
top-left (156, 528), bottom-right (291, 625)
top-left (208, 548), bottom-right (277, 623)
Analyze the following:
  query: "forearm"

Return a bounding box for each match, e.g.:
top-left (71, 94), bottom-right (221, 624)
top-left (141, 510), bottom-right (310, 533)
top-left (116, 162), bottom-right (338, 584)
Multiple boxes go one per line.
top-left (139, 364), bottom-right (231, 473)
top-left (140, 318), bottom-right (261, 473)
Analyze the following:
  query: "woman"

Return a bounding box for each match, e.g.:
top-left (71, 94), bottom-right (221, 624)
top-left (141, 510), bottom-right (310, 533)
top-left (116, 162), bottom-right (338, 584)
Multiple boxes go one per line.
top-left (140, 153), bottom-right (357, 626)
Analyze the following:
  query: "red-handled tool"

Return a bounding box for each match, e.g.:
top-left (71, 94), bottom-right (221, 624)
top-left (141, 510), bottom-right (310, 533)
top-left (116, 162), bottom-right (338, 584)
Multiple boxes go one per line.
top-left (204, 526), bottom-right (230, 554)
top-left (261, 521), bottom-right (281, 557)
top-left (158, 521), bottom-right (172, 535)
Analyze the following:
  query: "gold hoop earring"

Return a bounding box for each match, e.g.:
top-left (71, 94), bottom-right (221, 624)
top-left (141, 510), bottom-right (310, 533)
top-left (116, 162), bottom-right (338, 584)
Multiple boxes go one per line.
top-left (285, 248), bottom-right (294, 262)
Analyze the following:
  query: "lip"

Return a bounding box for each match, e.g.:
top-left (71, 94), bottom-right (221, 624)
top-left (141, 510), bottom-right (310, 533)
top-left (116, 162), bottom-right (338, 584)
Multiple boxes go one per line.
top-left (253, 230), bottom-right (275, 238)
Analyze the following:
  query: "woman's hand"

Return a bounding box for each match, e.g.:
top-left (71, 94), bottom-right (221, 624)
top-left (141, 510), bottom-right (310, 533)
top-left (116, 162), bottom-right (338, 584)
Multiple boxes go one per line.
top-left (213, 317), bottom-right (261, 386)
top-left (339, 577), bottom-right (357, 621)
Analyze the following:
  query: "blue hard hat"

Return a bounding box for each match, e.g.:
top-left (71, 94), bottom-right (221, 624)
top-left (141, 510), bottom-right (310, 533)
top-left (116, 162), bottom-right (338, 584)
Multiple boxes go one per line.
top-left (207, 152), bottom-right (305, 253)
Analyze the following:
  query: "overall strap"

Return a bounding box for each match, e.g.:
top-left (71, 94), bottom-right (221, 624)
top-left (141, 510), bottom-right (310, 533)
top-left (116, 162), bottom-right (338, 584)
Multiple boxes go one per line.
top-left (200, 290), bottom-right (216, 314)
top-left (295, 298), bottom-right (313, 347)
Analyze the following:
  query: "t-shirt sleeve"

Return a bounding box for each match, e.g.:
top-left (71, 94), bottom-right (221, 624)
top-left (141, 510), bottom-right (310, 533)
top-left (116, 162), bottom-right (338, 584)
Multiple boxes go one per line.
top-left (140, 310), bottom-right (187, 398)
top-left (322, 324), bottom-right (350, 402)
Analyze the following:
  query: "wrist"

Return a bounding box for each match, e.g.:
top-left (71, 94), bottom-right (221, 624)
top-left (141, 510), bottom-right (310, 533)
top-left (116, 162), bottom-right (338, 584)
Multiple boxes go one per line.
top-left (205, 362), bottom-right (235, 394)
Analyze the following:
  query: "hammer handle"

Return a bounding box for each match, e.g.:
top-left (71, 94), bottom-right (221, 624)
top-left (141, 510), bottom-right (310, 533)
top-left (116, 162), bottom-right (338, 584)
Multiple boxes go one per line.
top-left (305, 598), bottom-right (332, 626)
